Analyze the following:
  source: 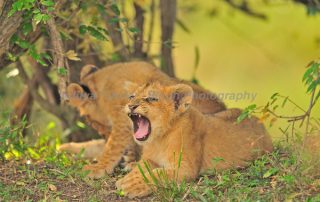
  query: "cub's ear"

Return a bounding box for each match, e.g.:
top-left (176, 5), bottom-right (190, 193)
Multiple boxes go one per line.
top-left (80, 64), bottom-right (99, 81)
top-left (67, 83), bottom-right (89, 107)
top-left (167, 84), bottom-right (193, 113)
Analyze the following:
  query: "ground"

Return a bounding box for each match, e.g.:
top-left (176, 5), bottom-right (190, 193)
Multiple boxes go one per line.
top-left (1, 145), bottom-right (320, 202)
top-left (0, 159), bottom-right (152, 202)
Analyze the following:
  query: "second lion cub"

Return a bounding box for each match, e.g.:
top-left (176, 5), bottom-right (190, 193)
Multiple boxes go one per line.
top-left (116, 82), bottom-right (273, 198)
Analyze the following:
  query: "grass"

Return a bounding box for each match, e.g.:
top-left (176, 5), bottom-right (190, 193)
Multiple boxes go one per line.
top-left (1, 142), bottom-right (320, 201)
top-left (134, 144), bottom-right (320, 202)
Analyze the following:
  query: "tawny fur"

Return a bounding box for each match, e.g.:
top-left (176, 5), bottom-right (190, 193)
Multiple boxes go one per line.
top-left (116, 82), bottom-right (273, 198)
top-left (59, 139), bottom-right (105, 159)
top-left (61, 61), bottom-right (226, 178)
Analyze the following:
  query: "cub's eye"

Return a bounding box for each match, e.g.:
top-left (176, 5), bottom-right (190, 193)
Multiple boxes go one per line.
top-left (128, 95), bottom-right (135, 100)
top-left (145, 97), bottom-right (159, 102)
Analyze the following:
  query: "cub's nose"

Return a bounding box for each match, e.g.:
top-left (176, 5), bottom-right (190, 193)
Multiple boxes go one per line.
top-left (128, 104), bottom-right (139, 112)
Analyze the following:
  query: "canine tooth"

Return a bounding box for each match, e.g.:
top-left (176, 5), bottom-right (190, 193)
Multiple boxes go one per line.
top-left (139, 114), bottom-right (141, 118)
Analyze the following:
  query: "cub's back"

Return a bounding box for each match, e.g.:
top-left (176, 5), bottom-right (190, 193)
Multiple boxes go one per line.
top-left (201, 109), bottom-right (272, 172)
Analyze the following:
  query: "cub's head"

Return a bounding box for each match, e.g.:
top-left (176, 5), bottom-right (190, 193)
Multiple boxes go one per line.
top-left (67, 83), bottom-right (107, 135)
top-left (125, 82), bottom-right (193, 145)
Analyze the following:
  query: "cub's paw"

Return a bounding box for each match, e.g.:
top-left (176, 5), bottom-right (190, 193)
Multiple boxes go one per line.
top-left (116, 175), bottom-right (152, 198)
top-left (83, 164), bottom-right (111, 179)
top-left (120, 161), bottom-right (137, 172)
top-left (58, 143), bottom-right (79, 153)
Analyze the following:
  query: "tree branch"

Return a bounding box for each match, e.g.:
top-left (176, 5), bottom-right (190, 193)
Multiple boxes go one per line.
top-left (0, 0), bottom-right (22, 61)
top-left (0, 28), bottom-right (42, 70)
top-left (223, 0), bottom-right (267, 20)
top-left (47, 15), bottom-right (69, 103)
top-left (146, 0), bottom-right (155, 55)
top-left (133, 2), bottom-right (145, 58)
top-left (16, 60), bottom-right (66, 119)
top-left (160, 0), bottom-right (176, 77)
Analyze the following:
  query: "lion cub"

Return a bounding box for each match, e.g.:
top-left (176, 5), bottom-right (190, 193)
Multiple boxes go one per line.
top-left (60, 62), bottom-right (226, 178)
top-left (116, 82), bottom-right (273, 198)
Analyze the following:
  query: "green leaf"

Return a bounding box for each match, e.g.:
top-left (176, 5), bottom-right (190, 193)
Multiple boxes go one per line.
top-left (40, 0), bottom-right (54, 7)
top-left (41, 53), bottom-right (52, 61)
top-left (16, 40), bottom-right (30, 49)
top-left (76, 121), bottom-right (86, 129)
top-left (281, 96), bottom-right (288, 108)
top-left (191, 77), bottom-right (199, 85)
top-left (41, 14), bottom-right (50, 23)
top-left (237, 112), bottom-right (249, 123)
top-left (27, 147), bottom-right (40, 159)
top-left (79, 25), bottom-right (87, 35)
top-left (175, 18), bottom-right (191, 34)
top-left (22, 23), bottom-right (33, 36)
top-left (10, 34), bottom-right (19, 44)
top-left (79, 2), bottom-right (88, 10)
top-left (263, 168), bottom-right (278, 178)
top-left (110, 4), bottom-right (120, 16)
top-left (120, 17), bottom-right (128, 23)
top-left (57, 67), bottom-right (67, 76)
top-left (6, 52), bottom-right (18, 62)
top-left (111, 53), bottom-right (121, 62)
top-left (96, 3), bottom-right (107, 15)
top-left (270, 92), bottom-right (279, 99)
top-left (87, 26), bottom-right (107, 41)
top-left (33, 13), bottom-right (44, 24)
top-left (273, 105), bottom-right (279, 111)
top-left (128, 27), bottom-right (140, 34)
top-left (108, 17), bottom-right (120, 24)
top-left (307, 5), bottom-right (320, 16)
top-left (303, 62), bottom-right (314, 82)
top-left (194, 46), bottom-right (200, 71)
top-left (307, 80), bottom-right (318, 93)
top-left (28, 45), bottom-right (47, 66)
top-left (237, 104), bottom-right (257, 123)
top-left (303, 62), bottom-right (319, 83)
top-left (97, 27), bottom-right (109, 36)
top-left (33, 9), bottom-right (41, 14)
top-left (247, 104), bottom-right (257, 110)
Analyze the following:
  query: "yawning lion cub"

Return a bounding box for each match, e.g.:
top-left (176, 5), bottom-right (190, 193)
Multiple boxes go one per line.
top-left (116, 82), bottom-right (273, 198)
top-left (60, 62), bottom-right (226, 178)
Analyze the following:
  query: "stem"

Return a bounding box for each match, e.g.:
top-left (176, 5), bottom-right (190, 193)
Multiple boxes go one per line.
top-left (160, 0), bottom-right (176, 77)
top-left (305, 87), bottom-right (316, 136)
top-left (146, 0), bottom-right (155, 55)
top-left (47, 16), bottom-right (69, 103)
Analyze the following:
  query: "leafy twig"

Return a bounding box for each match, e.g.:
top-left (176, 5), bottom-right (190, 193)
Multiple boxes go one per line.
top-left (47, 15), bottom-right (70, 103)
top-left (133, 2), bottom-right (145, 58)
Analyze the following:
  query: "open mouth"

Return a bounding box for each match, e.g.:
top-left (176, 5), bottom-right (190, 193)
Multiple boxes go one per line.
top-left (128, 113), bottom-right (151, 141)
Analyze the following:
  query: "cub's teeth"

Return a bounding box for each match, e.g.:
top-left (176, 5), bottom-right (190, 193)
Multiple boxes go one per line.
top-left (138, 114), bottom-right (141, 118)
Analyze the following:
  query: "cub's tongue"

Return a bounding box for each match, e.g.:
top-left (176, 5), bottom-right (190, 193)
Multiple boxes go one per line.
top-left (134, 117), bottom-right (149, 139)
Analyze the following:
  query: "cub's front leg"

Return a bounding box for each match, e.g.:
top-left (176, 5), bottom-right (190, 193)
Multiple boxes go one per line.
top-left (59, 139), bottom-right (105, 159)
top-left (116, 159), bottom-right (199, 198)
top-left (116, 160), bottom-right (156, 198)
top-left (83, 113), bottom-right (135, 178)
